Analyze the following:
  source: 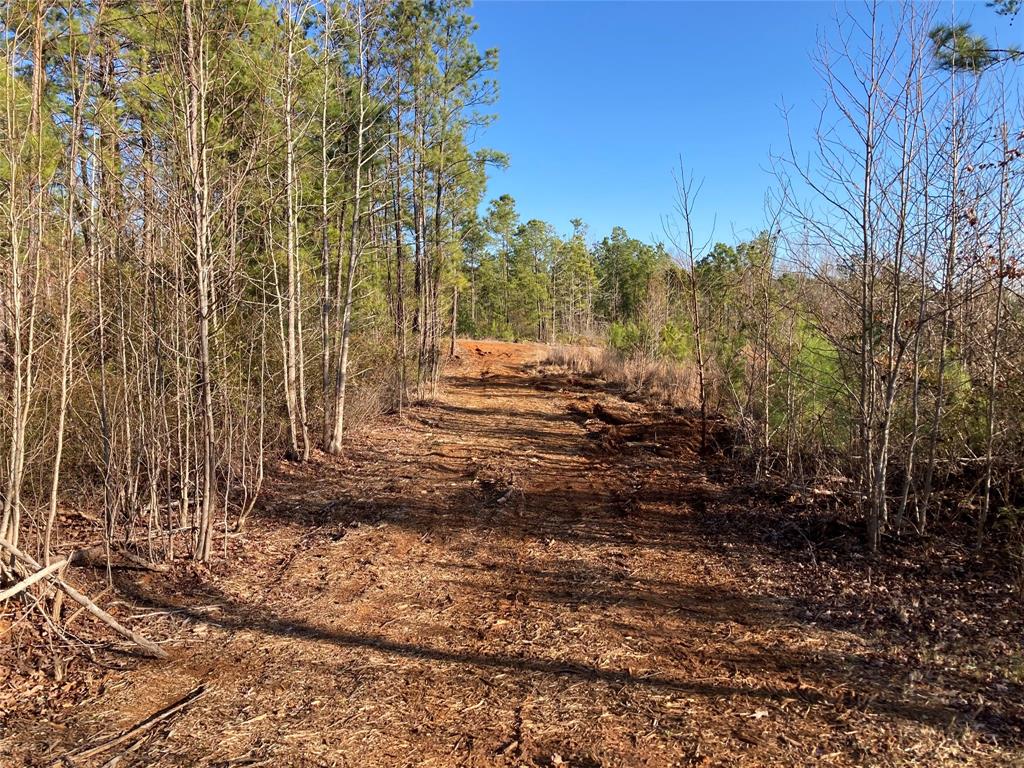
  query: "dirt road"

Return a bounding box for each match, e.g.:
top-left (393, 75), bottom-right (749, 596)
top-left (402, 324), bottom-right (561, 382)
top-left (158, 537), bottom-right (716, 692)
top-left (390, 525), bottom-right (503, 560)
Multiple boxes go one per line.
top-left (6, 341), bottom-right (1018, 766)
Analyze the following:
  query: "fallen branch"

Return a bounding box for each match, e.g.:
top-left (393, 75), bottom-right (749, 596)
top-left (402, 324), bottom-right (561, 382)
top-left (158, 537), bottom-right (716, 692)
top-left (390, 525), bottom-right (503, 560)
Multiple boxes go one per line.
top-left (0, 558), bottom-right (67, 602)
top-left (0, 538), bottom-right (168, 659)
top-left (63, 585), bottom-right (111, 629)
top-left (64, 684), bottom-right (208, 763)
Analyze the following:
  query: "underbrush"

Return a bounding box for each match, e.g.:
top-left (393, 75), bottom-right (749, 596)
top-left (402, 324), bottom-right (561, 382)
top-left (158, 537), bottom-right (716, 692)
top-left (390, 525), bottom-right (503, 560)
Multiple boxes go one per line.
top-left (544, 344), bottom-right (697, 409)
top-left (547, 342), bottom-right (1024, 598)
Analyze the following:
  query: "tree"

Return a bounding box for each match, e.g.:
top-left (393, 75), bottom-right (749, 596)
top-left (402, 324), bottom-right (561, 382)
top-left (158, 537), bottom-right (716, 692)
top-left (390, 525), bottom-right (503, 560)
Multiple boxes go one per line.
top-left (593, 227), bottom-right (668, 325)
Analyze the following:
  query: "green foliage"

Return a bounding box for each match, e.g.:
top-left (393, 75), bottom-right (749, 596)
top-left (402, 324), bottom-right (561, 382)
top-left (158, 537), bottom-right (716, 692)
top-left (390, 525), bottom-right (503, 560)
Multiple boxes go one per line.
top-left (658, 320), bottom-right (692, 361)
top-left (0, 63), bottom-right (61, 185)
top-left (785, 317), bottom-right (843, 440)
top-left (593, 227), bottom-right (669, 323)
top-left (607, 318), bottom-right (690, 362)
top-left (461, 201), bottom-right (609, 341)
top-left (697, 243), bottom-right (740, 299)
top-left (990, 0), bottom-right (1022, 15)
top-left (929, 23), bottom-right (1021, 71)
top-left (608, 321), bottom-right (646, 357)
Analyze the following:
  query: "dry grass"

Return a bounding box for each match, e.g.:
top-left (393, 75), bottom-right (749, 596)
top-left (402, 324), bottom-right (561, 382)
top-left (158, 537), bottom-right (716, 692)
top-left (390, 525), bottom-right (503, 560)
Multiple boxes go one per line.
top-left (544, 344), bottom-right (698, 409)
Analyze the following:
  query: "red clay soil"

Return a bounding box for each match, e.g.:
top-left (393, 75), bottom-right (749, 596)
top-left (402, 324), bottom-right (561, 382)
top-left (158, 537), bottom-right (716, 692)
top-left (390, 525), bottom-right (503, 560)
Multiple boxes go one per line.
top-left (2, 340), bottom-right (1022, 766)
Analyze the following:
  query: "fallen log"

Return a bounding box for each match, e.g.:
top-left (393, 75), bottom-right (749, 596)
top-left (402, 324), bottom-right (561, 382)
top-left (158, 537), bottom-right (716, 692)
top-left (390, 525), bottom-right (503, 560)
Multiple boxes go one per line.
top-left (69, 544), bottom-right (171, 573)
top-left (0, 538), bottom-right (168, 659)
top-left (592, 400), bottom-right (639, 425)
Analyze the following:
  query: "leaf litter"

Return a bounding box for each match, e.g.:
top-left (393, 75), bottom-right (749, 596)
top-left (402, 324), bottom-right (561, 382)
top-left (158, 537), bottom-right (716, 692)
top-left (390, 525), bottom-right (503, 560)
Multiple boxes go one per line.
top-left (1, 340), bottom-right (1021, 766)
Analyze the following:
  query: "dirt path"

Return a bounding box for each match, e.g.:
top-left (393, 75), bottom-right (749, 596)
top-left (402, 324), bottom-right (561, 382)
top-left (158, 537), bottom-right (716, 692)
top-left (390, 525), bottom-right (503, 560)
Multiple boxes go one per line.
top-left (7, 341), bottom-right (1019, 766)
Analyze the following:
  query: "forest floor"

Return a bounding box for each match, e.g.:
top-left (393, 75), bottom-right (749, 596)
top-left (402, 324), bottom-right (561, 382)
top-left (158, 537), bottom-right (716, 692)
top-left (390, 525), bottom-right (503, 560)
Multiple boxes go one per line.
top-left (3, 340), bottom-right (1024, 767)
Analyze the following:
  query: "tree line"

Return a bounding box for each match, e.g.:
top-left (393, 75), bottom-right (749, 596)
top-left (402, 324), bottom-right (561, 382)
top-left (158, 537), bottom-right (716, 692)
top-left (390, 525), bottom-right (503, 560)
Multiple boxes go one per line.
top-left (1, 0), bottom-right (498, 564)
top-left (456, 201), bottom-right (671, 344)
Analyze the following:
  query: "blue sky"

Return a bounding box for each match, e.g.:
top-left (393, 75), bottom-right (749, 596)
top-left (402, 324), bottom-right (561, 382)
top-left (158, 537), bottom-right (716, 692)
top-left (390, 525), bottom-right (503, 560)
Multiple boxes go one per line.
top-left (470, 1), bottom-right (1016, 247)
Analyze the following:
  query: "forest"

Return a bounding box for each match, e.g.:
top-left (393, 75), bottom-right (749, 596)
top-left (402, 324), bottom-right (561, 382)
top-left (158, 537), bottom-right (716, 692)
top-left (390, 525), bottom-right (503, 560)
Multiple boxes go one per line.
top-left (3, 0), bottom-right (1024, 765)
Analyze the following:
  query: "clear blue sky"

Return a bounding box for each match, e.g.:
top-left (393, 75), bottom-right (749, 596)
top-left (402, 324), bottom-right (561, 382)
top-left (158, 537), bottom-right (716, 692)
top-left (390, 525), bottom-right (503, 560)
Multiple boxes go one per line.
top-left (470, 0), bottom-right (1014, 247)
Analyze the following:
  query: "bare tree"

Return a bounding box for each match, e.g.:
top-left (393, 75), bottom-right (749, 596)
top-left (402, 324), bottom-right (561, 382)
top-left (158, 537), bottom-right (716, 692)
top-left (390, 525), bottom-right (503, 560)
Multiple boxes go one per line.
top-left (665, 160), bottom-right (711, 453)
